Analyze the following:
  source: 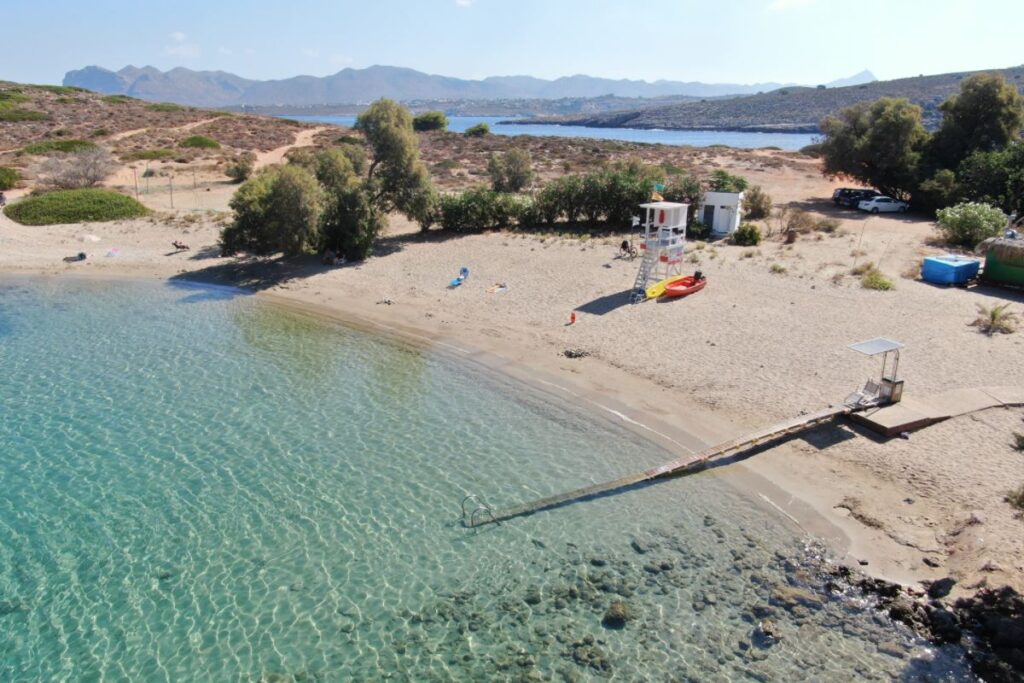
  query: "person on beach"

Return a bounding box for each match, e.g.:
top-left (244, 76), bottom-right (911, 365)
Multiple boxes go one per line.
top-left (0, 192), bottom-right (6, 207)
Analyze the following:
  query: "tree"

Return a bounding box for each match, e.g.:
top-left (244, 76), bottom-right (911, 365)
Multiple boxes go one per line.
top-left (355, 99), bottom-right (435, 224)
top-left (37, 148), bottom-right (115, 189)
top-left (957, 145), bottom-right (1024, 215)
top-left (487, 148), bottom-right (534, 192)
top-left (315, 148), bottom-right (387, 258)
top-left (819, 97), bottom-right (927, 200)
top-left (464, 123), bottom-right (490, 137)
top-left (412, 111), bottom-right (448, 132)
top-left (929, 73), bottom-right (1024, 171)
top-left (221, 166), bottom-right (324, 255)
top-left (708, 169), bottom-right (748, 193)
top-left (935, 201), bottom-right (1007, 248)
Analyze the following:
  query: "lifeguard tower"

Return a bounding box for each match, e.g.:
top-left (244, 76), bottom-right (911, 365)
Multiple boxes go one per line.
top-left (631, 202), bottom-right (688, 302)
top-left (845, 337), bottom-right (905, 406)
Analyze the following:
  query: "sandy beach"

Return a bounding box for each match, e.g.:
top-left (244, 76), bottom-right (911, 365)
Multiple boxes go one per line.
top-left (3, 144), bottom-right (1022, 601)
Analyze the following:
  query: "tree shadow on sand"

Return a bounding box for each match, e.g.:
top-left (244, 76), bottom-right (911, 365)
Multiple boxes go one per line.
top-left (170, 255), bottom-right (329, 293)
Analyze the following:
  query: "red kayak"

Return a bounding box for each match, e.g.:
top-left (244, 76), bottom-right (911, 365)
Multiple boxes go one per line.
top-left (663, 274), bottom-right (706, 298)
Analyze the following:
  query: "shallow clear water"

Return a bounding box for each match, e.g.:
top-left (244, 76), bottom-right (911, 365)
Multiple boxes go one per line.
top-left (0, 277), bottom-right (969, 681)
top-left (283, 115), bottom-right (817, 151)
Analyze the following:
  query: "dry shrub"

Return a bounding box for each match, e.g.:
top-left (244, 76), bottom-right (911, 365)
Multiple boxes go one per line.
top-left (36, 148), bottom-right (115, 189)
top-left (1007, 483), bottom-right (1024, 511)
top-left (970, 303), bottom-right (1019, 336)
top-left (850, 261), bottom-right (874, 276)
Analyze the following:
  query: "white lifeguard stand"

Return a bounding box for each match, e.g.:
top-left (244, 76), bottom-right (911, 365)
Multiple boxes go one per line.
top-left (631, 202), bottom-right (689, 302)
top-left (846, 337), bottom-right (905, 406)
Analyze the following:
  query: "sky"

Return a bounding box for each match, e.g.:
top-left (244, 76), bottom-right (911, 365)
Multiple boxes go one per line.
top-left (3, 0), bottom-right (1023, 86)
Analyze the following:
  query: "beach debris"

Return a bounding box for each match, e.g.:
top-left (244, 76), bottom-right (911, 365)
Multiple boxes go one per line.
top-left (601, 601), bottom-right (633, 629)
top-left (172, 240), bottom-right (190, 251)
top-left (62, 252), bottom-right (87, 263)
top-left (567, 311), bottom-right (577, 325)
top-left (376, 299), bottom-right (394, 305)
top-left (486, 283), bottom-right (508, 294)
top-left (562, 348), bottom-right (590, 359)
top-left (79, 234), bottom-right (101, 243)
top-left (105, 248), bottom-right (121, 257)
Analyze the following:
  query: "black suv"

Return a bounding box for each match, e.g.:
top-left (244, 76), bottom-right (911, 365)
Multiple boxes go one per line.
top-left (832, 188), bottom-right (880, 208)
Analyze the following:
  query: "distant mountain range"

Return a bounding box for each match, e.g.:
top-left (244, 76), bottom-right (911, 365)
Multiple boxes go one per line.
top-left (62, 64), bottom-right (876, 108)
top-left (514, 66), bottom-right (1024, 133)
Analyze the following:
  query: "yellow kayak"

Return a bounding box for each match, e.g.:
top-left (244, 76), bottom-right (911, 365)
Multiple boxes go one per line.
top-left (645, 276), bottom-right (678, 299)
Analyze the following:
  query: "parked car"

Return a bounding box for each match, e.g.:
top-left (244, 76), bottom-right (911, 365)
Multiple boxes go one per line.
top-left (858, 196), bottom-right (909, 213)
top-left (832, 188), bottom-right (880, 208)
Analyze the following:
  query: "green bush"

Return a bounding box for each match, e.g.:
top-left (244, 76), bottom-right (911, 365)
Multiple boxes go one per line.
top-left (0, 91), bottom-right (30, 105)
top-left (0, 109), bottom-right (49, 122)
top-left (688, 221), bottom-right (711, 240)
top-left (3, 189), bottom-right (148, 225)
top-left (0, 167), bottom-right (19, 190)
top-left (936, 201), bottom-right (1007, 247)
top-left (22, 139), bottom-right (98, 155)
top-left (179, 135), bottom-right (220, 149)
top-left (487, 149), bottom-right (534, 192)
top-left (33, 85), bottom-right (86, 95)
top-left (709, 169), bottom-right (749, 193)
top-left (861, 268), bottom-right (894, 290)
top-left (731, 223), bottom-right (761, 246)
top-left (412, 111), bottom-right (448, 132)
top-left (147, 102), bottom-right (185, 112)
top-left (463, 123), bottom-right (490, 137)
top-left (438, 188), bottom-right (528, 232)
top-left (122, 149), bottom-right (175, 161)
top-left (102, 95), bottom-right (135, 105)
top-left (222, 166), bottom-right (324, 255)
top-left (743, 185), bottom-right (772, 220)
top-left (225, 152), bottom-right (257, 182)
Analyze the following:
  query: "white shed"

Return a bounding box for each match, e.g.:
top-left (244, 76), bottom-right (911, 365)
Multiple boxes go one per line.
top-left (699, 191), bottom-right (744, 236)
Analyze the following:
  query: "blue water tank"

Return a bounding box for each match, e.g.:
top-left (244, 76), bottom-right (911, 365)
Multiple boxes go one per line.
top-left (921, 255), bottom-right (981, 285)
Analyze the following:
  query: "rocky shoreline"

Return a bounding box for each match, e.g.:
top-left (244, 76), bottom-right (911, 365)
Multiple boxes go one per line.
top-left (843, 569), bottom-right (1024, 682)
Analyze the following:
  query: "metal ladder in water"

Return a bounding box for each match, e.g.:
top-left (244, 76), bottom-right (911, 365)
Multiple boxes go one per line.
top-left (630, 248), bottom-right (656, 303)
top-left (461, 494), bottom-right (497, 528)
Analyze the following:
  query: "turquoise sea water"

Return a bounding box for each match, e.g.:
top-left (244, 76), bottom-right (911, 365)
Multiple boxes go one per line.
top-left (282, 115), bottom-right (817, 151)
top-left (0, 277), bottom-right (970, 681)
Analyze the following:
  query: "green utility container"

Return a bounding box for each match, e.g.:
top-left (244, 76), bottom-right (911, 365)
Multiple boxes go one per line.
top-left (981, 238), bottom-right (1024, 287)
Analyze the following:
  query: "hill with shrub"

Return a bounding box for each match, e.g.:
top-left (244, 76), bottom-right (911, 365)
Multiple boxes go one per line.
top-left (517, 66), bottom-right (1024, 133)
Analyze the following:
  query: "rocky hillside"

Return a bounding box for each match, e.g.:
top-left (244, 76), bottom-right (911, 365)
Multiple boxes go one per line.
top-left (0, 82), bottom-right (315, 179)
top-left (517, 66), bottom-right (1024, 133)
top-left (64, 64), bottom-right (875, 108)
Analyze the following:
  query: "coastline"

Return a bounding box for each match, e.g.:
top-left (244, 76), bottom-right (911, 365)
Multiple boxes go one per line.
top-left (0, 267), bottom-right (904, 586)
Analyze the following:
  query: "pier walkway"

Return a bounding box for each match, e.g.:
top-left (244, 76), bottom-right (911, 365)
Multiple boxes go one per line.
top-left (470, 403), bottom-right (857, 527)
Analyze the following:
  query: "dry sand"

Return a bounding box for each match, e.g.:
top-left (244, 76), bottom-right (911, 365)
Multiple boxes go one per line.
top-left (2, 149), bottom-right (1023, 598)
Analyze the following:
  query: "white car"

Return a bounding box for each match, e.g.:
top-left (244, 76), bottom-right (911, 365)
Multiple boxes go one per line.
top-left (858, 196), bottom-right (908, 213)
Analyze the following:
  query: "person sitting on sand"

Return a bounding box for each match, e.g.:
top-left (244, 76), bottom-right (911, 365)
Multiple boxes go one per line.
top-left (172, 240), bottom-right (189, 251)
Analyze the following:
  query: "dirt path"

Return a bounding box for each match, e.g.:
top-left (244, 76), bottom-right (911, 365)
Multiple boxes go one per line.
top-left (107, 116), bottom-right (225, 143)
top-left (255, 127), bottom-right (328, 169)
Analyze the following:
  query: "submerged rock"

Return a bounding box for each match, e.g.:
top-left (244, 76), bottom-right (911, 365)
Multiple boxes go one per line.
top-left (601, 601), bottom-right (632, 629)
top-left (769, 585), bottom-right (823, 611)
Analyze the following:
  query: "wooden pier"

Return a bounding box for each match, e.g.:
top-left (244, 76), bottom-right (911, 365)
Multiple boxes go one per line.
top-left (471, 403), bottom-right (858, 527)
